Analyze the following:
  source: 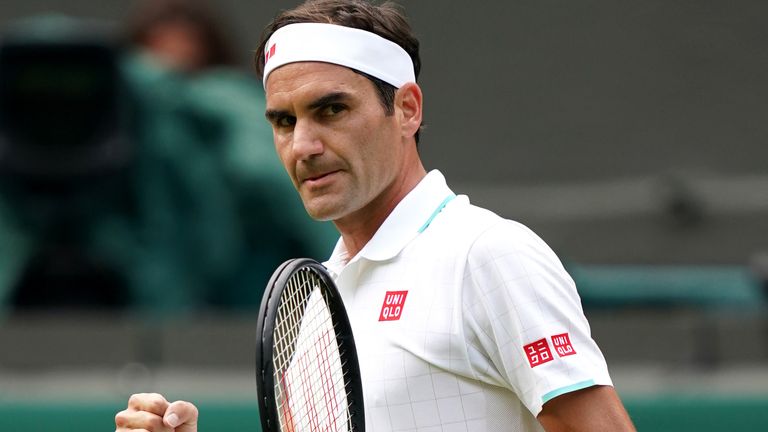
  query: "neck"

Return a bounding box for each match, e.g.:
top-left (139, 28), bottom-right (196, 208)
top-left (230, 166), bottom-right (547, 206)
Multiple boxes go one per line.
top-left (335, 162), bottom-right (427, 259)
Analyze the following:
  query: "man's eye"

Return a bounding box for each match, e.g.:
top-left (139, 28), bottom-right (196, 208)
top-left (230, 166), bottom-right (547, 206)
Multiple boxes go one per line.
top-left (320, 104), bottom-right (345, 116)
top-left (277, 116), bottom-right (296, 127)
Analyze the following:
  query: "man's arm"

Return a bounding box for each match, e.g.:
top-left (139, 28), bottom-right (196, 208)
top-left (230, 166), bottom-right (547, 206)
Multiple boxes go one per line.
top-left (537, 385), bottom-right (636, 432)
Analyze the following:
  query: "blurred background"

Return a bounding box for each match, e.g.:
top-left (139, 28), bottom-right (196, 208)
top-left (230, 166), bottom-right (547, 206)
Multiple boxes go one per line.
top-left (0, 0), bottom-right (766, 430)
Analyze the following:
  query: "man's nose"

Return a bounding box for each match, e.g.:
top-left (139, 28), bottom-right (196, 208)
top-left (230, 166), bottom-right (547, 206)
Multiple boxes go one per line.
top-left (292, 119), bottom-right (324, 160)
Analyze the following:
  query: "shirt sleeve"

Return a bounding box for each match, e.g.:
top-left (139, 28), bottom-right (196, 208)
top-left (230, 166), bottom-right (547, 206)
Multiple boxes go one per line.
top-left (462, 219), bottom-right (613, 416)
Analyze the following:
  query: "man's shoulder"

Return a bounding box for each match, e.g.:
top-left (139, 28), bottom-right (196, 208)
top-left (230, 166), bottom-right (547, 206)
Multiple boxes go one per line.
top-left (438, 196), bottom-right (501, 229)
top-left (440, 198), bottom-right (541, 243)
top-left (436, 198), bottom-right (563, 266)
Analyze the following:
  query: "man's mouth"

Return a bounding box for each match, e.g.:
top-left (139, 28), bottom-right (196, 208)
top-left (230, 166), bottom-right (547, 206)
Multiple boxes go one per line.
top-left (302, 170), bottom-right (340, 185)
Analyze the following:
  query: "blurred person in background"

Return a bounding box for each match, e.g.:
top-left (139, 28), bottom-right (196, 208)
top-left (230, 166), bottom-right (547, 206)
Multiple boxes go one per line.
top-left (118, 0), bottom-right (337, 311)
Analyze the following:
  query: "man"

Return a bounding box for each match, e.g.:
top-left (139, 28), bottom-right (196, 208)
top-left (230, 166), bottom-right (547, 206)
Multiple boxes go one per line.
top-left (115, 1), bottom-right (637, 431)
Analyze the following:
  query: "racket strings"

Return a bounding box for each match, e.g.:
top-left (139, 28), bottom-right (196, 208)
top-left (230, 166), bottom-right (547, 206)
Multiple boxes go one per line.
top-left (272, 268), bottom-right (355, 431)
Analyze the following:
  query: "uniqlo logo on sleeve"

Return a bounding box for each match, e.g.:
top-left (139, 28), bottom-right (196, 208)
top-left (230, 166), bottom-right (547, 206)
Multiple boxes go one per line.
top-left (523, 338), bottom-right (553, 368)
top-left (378, 291), bottom-right (408, 321)
top-left (551, 333), bottom-right (577, 357)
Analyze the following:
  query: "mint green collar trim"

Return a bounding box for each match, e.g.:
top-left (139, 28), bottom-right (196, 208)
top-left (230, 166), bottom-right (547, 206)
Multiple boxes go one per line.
top-left (542, 379), bottom-right (596, 404)
top-left (417, 194), bottom-right (456, 233)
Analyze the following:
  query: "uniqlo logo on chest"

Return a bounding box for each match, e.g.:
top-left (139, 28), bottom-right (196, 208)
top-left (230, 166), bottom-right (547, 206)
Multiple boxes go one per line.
top-left (551, 333), bottom-right (577, 357)
top-left (523, 338), bottom-right (553, 368)
top-left (378, 291), bottom-right (408, 321)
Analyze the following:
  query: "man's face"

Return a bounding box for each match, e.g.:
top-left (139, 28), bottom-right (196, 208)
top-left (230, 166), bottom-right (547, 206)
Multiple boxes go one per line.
top-left (265, 62), bottom-right (405, 223)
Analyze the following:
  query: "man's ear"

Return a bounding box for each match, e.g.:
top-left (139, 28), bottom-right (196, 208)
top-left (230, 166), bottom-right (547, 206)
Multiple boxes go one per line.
top-left (395, 82), bottom-right (423, 139)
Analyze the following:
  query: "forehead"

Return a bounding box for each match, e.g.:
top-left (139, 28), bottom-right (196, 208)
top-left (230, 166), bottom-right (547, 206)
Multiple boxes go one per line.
top-left (265, 62), bottom-right (373, 105)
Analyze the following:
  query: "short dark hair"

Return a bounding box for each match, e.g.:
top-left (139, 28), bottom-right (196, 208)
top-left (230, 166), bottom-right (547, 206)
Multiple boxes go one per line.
top-left (127, 0), bottom-right (236, 69)
top-left (255, 0), bottom-right (422, 143)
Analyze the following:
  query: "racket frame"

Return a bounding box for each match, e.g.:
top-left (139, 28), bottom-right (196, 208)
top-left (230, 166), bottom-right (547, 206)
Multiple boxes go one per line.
top-left (255, 258), bottom-right (364, 432)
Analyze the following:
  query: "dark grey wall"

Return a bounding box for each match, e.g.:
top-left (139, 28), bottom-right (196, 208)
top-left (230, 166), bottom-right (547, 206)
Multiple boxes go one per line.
top-left (411, 1), bottom-right (768, 182)
top-left (2, 0), bottom-right (766, 264)
top-left (409, 1), bottom-right (767, 265)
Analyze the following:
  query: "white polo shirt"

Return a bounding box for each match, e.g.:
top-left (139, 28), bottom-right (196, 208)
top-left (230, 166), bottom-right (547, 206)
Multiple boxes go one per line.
top-left (324, 170), bottom-right (612, 432)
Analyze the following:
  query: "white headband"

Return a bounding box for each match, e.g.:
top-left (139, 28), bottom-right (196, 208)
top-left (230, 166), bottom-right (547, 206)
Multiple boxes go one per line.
top-left (262, 23), bottom-right (415, 89)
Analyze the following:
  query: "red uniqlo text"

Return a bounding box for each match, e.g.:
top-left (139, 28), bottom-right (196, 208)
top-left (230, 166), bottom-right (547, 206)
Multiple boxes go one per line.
top-left (378, 291), bottom-right (408, 321)
top-left (551, 333), bottom-right (576, 357)
top-left (523, 338), bottom-right (553, 368)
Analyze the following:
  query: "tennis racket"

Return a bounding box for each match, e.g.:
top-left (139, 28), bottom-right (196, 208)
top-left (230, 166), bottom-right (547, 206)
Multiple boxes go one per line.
top-left (256, 258), bottom-right (364, 432)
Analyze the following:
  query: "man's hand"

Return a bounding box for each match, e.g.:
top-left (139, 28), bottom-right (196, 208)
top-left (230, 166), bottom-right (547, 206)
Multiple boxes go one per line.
top-left (115, 393), bottom-right (199, 432)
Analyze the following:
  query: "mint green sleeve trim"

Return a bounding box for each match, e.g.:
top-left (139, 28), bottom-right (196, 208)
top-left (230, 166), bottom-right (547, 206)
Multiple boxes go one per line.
top-left (541, 379), bottom-right (596, 404)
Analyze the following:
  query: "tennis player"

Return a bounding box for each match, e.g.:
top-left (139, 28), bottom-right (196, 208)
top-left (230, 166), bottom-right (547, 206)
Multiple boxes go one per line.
top-left (116, 1), bottom-right (636, 431)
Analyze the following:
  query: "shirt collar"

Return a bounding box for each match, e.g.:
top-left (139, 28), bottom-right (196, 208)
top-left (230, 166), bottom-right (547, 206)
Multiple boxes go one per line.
top-left (324, 170), bottom-right (455, 276)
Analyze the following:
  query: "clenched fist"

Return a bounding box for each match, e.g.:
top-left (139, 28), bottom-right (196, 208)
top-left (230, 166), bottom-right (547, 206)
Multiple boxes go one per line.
top-left (115, 393), bottom-right (199, 432)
